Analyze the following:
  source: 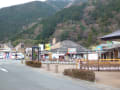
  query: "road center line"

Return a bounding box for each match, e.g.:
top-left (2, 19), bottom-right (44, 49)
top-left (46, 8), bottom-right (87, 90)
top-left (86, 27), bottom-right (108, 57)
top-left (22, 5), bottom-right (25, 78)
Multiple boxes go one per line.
top-left (0, 68), bottom-right (8, 72)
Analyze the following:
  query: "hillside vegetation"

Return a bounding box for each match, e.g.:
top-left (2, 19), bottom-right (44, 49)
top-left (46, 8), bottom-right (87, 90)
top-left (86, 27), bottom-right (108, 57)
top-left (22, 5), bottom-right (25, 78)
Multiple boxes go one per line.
top-left (0, 1), bottom-right (70, 41)
top-left (11, 0), bottom-right (120, 47)
top-left (46, 0), bottom-right (70, 10)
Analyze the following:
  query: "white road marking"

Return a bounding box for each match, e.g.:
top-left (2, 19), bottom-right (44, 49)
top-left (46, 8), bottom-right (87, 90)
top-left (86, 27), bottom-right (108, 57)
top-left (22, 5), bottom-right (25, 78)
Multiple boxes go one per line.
top-left (0, 68), bottom-right (8, 72)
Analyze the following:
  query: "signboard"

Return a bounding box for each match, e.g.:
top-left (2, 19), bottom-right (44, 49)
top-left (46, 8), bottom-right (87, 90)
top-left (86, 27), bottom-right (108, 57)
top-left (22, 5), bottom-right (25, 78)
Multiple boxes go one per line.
top-left (45, 44), bottom-right (51, 51)
top-left (107, 41), bottom-right (113, 48)
top-left (38, 44), bottom-right (44, 51)
top-left (52, 53), bottom-right (64, 59)
top-left (96, 46), bottom-right (102, 51)
top-left (88, 53), bottom-right (98, 61)
top-left (68, 48), bottom-right (77, 54)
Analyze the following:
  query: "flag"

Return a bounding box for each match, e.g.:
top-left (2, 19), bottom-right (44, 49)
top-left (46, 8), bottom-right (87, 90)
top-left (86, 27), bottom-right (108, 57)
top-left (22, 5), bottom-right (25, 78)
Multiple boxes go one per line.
top-left (38, 44), bottom-right (44, 51)
top-left (45, 44), bottom-right (51, 51)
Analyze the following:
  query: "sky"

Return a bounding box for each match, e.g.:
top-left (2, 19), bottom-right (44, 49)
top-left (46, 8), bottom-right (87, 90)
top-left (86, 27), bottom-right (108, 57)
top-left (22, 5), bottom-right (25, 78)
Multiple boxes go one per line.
top-left (0, 0), bottom-right (46, 8)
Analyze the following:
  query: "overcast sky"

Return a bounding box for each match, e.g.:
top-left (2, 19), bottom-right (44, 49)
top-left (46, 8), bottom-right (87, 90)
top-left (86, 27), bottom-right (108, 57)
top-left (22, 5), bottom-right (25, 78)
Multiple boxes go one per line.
top-left (0, 0), bottom-right (46, 8)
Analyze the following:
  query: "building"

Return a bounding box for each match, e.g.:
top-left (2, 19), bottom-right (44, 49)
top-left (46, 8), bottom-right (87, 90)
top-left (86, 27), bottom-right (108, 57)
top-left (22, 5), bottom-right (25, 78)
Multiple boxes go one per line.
top-left (48, 40), bottom-right (88, 61)
top-left (15, 43), bottom-right (25, 53)
top-left (100, 30), bottom-right (120, 41)
top-left (100, 30), bottom-right (120, 61)
top-left (51, 40), bottom-right (87, 53)
top-left (0, 42), bottom-right (13, 52)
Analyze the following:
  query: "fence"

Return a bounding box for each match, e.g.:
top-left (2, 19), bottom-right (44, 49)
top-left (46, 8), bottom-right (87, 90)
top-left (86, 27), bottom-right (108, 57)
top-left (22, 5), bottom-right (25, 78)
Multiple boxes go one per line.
top-left (80, 60), bottom-right (120, 71)
top-left (30, 49), bottom-right (120, 71)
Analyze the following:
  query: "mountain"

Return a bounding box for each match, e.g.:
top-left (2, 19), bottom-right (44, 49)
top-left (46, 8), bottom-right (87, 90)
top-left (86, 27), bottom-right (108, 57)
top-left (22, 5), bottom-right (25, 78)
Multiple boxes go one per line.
top-left (46, 0), bottom-right (71, 10)
top-left (0, 1), bottom-right (70, 41)
top-left (13, 0), bottom-right (120, 47)
top-left (46, 0), bottom-right (88, 10)
top-left (10, 1), bottom-right (88, 46)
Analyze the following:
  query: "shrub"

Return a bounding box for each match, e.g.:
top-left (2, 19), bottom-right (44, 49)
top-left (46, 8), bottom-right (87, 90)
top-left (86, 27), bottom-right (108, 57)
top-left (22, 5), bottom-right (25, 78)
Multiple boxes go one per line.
top-left (63, 69), bottom-right (95, 82)
top-left (64, 69), bottom-right (73, 76)
top-left (26, 61), bottom-right (42, 68)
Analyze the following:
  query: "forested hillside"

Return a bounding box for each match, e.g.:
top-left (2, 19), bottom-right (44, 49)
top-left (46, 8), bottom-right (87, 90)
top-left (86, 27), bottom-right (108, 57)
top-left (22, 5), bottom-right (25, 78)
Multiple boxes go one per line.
top-left (46, 0), bottom-right (70, 10)
top-left (0, 0), bottom-right (71, 41)
top-left (11, 0), bottom-right (120, 47)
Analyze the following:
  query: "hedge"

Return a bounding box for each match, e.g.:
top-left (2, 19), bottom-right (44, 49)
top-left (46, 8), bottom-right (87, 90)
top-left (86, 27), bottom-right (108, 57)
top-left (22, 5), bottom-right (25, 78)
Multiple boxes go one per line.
top-left (26, 61), bottom-right (42, 68)
top-left (63, 69), bottom-right (95, 82)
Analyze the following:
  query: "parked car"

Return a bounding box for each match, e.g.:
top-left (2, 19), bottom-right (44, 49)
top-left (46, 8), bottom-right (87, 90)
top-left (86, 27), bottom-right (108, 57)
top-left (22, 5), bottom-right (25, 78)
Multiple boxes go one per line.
top-left (11, 53), bottom-right (24, 60)
top-left (17, 53), bottom-right (24, 60)
top-left (0, 53), bottom-right (4, 59)
top-left (11, 53), bottom-right (16, 60)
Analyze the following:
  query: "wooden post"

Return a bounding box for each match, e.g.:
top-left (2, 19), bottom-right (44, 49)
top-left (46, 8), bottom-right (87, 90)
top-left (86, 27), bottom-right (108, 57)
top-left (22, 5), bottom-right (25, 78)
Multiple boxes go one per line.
top-left (55, 64), bottom-right (58, 73)
top-left (109, 52), bottom-right (111, 59)
top-left (47, 63), bottom-right (50, 71)
top-left (21, 59), bottom-right (24, 64)
top-left (113, 49), bottom-right (115, 60)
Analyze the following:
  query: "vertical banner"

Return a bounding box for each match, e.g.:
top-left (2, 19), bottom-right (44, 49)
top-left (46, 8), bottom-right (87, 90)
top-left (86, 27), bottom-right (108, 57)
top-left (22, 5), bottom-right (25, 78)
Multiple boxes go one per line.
top-left (38, 44), bottom-right (44, 51)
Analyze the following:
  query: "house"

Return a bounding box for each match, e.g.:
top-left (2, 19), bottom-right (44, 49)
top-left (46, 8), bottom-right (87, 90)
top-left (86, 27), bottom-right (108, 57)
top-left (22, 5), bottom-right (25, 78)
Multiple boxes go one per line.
top-left (15, 43), bottom-right (25, 53)
top-left (49, 40), bottom-right (88, 61)
top-left (4, 41), bottom-right (13, 49)
top-left (51, 40), bottom-right (87, 53)
top-left (0, 42), bottom-right (13, 52)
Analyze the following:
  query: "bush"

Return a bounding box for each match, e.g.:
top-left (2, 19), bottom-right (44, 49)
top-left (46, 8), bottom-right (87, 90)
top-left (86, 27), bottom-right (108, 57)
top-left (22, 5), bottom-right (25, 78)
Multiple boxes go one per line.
top-left (63, 69), bottom-right (95, 82)
top-left (26, 61), bottom-right (42, 68)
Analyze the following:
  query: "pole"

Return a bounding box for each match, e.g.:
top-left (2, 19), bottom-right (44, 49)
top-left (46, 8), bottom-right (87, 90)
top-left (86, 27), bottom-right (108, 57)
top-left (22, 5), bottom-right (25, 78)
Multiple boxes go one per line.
top-left (87, 51), bottom-right (89, 70)
top-left (55, 51), bottom-right (59, 73)
top-left (39, 47), bottom-right (41, 61)
top-left (38, 47), bottom-right (39, 61)
top-left (32, 47), bottom-right (34, 60)
top-left (98, 51), bottom-right (100, 71)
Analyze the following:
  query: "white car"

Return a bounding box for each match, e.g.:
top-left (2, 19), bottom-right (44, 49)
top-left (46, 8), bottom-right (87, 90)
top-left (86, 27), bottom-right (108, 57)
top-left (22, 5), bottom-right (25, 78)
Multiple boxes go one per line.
top-left (11, 53), bottom-right (16, 59)
top-left (0, 53), bottom-right (4, 59)
top-left (17, 53), bottom-right (24, 60)
top-left (11, 53), bottom-right (24, 60)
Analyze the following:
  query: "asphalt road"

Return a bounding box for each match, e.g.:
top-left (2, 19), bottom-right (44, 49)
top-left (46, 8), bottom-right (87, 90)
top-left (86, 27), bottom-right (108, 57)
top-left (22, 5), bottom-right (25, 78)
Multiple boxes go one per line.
top-left (0, 60), bottom-right (117, 90)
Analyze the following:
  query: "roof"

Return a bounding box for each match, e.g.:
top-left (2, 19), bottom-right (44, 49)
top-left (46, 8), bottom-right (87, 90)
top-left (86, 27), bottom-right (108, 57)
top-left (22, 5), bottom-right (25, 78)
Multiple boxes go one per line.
top-left (103, 44), bottom-right (120, 50)
top-left (50, 40), bottom-right (88, 53)
top-left (5, 42), bottom-right (13, 48)
top-left (100, 30), bottom-right (120, 40)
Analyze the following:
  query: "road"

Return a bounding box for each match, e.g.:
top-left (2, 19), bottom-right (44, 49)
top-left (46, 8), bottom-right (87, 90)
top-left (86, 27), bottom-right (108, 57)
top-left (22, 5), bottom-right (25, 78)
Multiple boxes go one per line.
top-left (0, 60), bottom-right (117, 90)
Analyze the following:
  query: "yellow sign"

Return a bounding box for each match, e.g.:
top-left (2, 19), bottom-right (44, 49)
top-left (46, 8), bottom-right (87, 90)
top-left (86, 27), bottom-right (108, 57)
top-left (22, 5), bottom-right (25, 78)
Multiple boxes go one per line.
top-left (45, 44), bottom-right (51, 51)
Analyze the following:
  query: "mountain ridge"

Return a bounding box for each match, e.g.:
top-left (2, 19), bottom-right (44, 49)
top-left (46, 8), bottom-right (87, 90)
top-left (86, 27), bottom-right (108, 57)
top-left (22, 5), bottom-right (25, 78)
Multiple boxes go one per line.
top-left (0, 0), bottom-right (70, 41)
top-left (12, 0), bottom-right (120, 47)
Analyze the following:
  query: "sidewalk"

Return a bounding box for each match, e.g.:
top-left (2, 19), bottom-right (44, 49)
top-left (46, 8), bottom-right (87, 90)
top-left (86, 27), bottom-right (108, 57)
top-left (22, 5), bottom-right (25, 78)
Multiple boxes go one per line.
top-left (41, 64), bottom-right (120, 88)
top-left (95, 72), bottom-right (120, 88)
top-left (42, 64), bottom-right (76, 73)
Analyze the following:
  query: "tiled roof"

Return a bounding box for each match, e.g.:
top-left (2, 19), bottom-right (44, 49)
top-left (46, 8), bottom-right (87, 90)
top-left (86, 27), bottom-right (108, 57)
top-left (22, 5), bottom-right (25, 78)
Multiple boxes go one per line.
top-left (50, 40), bottom-right (88, 53)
